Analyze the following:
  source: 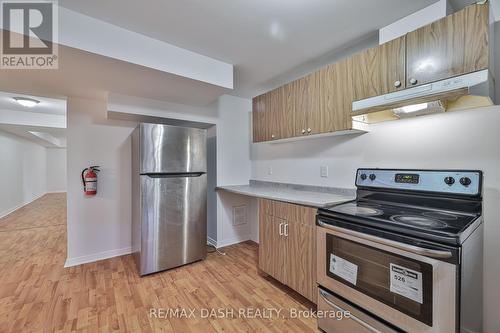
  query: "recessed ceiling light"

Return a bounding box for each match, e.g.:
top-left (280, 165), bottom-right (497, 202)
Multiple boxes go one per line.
top-left (13, 97), bottom-right (40, 108)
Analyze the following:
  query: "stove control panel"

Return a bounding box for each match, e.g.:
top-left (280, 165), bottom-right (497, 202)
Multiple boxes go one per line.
top-left (356, 169), bottom-right (482, 196)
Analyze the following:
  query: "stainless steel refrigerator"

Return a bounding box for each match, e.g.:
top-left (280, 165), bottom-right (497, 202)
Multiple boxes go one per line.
top-left (131, 123), bottom-right (207, 276)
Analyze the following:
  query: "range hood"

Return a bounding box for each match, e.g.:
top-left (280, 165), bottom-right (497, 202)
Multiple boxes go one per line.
top-left (352, 69), bottom-right (494, 116)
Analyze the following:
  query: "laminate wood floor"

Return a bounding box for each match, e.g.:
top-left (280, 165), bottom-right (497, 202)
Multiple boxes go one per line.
top-left (0, 193), bottom-right (319, 333)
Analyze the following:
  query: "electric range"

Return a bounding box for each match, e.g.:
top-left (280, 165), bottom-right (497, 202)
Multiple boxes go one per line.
top-left (320, 195), bottom-right (481, 246)
top-left (316, 169), bottom-right (483, 333)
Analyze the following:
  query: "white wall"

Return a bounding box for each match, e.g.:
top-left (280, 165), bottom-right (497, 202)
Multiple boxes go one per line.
top-left (46, 148), bottom-right (67, 192)
top-left (66, 97), bottom-right (136, 266)
top-left (213, 95), bottom-right (257, 246)
top-left (0, 130), bottom-right (47, 218)
top-left (207, 125), bottom-right (218, 244)
top-left (251, 106), bottom-right (500, 333)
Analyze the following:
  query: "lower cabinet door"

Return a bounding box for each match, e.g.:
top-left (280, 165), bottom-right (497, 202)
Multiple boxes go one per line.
top-left (287, 222), bottom-right (316, 303)
top-left (273, 217), bottom-right (289, 285)
top-left (258, 214), bottom-right (288, 284)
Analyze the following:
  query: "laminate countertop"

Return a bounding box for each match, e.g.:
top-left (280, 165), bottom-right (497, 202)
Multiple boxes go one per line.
top-left (216, 180), bottom-right (356, 208)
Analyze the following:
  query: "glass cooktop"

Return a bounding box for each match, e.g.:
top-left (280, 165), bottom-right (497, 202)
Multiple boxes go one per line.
top-left (322, 200), bottom-right (479, 238)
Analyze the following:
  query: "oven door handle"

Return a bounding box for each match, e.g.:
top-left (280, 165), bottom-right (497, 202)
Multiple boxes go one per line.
top-left (317, 220), bottom-right (453, 259)
top-left (319, 289), bottom-right (383, 333)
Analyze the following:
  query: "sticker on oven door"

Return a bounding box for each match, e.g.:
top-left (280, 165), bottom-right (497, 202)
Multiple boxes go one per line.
top-left (389, 264), bottom-right (423, 304)
top-left (330, 254), bottom-right (358, 285)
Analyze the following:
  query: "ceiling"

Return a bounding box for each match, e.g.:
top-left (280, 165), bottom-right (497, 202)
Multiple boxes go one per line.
top-left (0, 124), bottom-right (67, 148)
top-left (0, 91), bottom-right (67, 147)
top-left (59, 0), bottom-right (439, 97)
top-left (0, 43), bottom-right (229, 105)
top-left (0, 91), bottom-right (66, 115)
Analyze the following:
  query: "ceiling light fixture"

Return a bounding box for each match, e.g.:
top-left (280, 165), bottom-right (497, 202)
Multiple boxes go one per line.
top-left (13, 97), bottom-right (40, 108)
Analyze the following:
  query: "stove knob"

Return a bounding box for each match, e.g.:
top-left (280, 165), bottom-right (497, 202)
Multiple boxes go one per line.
top-left (360, 173), bottom-right (367, 180)
top-left (444, 176), bottom-right (455, 186)
top-left (369, 174), bottom-right (376, 181)
top-left (460, 177), bottom-right (472, 186)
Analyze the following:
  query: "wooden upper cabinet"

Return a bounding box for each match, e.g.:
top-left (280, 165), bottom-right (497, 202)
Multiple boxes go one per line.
top-left (463, 4), bottom-right (489, 73)
top-left (281, 82), bottom-right (296, 139)
top-left (268, 87), bottom-right (282, 141)
top-left (319, 58), bottom-right (353, 132)
top-left (271, 84), bottom-right (295, 140)
top-left (406, 4), bottom-right (488, 87)
top-left (252, 3), bottom-right (489, 142)
top-left (350, 35), bottom-right (406, 101)
top-left (252, 94), bottom-right (265, 142)
top-left (253, 85), bottom-right (294, 142)
top-left (294, 72), bottom-right (321, 136)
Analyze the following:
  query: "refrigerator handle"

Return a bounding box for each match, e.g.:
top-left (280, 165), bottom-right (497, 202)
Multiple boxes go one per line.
top-left (142, 172), bottom-right (205, 178)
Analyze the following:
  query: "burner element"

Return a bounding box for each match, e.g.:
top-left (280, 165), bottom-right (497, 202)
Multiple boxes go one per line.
top-left (390, 215), bottom-right (448, 229)
top-left (336, 204), bottom-right (383, 217)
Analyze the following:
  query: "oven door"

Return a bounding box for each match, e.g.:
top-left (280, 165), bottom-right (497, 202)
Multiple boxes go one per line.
top-left (317, 222), bottom-right (457, 333)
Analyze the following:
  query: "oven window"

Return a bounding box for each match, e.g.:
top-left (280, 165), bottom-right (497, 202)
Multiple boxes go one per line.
top-left (326, 234), bottom-right (433, 326)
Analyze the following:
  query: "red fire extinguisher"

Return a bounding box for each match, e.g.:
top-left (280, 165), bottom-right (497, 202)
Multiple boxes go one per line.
top-left (82, 166), bottom-right (100, 196)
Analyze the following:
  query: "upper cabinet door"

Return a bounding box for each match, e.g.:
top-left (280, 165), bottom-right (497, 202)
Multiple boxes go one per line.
top-left (281, 82), bottom-right (296, 139)
top-left (252, 93), bottom-right (272, 142)
top-left (318, 58), bottom-right (353, 133)
top-left (268, 87), bottom-right (282, 141)
top-left (350, 36), bottom-right (406, 101)
top-left (294, 72), bottom-right (321, 136)
top-left (252, 94), bottom-right (265, 143)
top-left (406, 4), bottom-right (489, 87)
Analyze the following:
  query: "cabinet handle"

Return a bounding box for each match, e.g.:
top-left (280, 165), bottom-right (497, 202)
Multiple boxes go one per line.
top-left (279, 222), bottom-right (284, 236)
top-left (301, 129), bottom-right (306, 135)
top-left (409, 78), bottom-right (418, 85)
top-left (394, 80), bottom-right (402, 88)
top-left (284, 223), bottom-right (289, 237)
top-left (307, 128), bottom-right (312, 133)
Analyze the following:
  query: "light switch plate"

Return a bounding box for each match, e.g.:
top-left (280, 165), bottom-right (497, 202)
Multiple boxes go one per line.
top-left (320, 166), bottom-right (328, 178)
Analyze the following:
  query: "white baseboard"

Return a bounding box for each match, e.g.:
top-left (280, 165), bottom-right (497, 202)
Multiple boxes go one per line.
top-left (64, 246), bottom-right (132, 268)
top-left (215, 234), bottom-right (251, 248)
top-left (249, 233), bottom-right (259, 244)
top-left (0, 192), bottom-right (46, 219)
top-left (207, 236), bottom-right (217, 247)
top-left (47, 190), bottom-right (67, 194)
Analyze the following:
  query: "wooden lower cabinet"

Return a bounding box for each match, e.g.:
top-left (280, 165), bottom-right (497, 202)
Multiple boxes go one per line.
top-left (287, 222), bottom-right (316, 302)
top-left (258, 199), bottom-right (317, 303)
top-left (259, 214), bottom-right (288, 284)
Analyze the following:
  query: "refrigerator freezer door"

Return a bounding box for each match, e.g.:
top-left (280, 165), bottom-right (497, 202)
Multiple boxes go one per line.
top-left (140, 123), bottom-right (207, 174)
top-left (139, 173), bottom-right (207, 275)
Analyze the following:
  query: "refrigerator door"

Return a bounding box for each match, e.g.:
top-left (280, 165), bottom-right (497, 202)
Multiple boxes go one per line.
top-left (139, 173), bottom-right (207, 275)
top-left (140, 123), bottom-right (207, 174)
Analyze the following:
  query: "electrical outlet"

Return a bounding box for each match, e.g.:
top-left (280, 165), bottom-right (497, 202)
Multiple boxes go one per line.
top-left (268, 165), bottom-right (273, 175)
top-left (320, 165), bottom-right (328, 178)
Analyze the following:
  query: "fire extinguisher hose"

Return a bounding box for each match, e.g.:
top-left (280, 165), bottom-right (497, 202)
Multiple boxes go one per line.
top-left (81, 168), bottom-right (88, 187)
